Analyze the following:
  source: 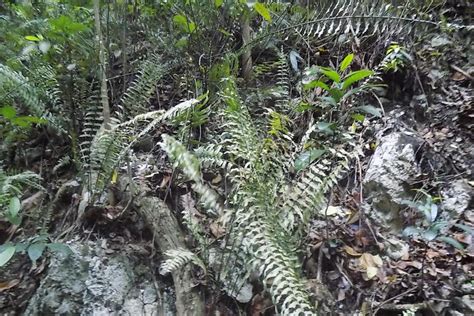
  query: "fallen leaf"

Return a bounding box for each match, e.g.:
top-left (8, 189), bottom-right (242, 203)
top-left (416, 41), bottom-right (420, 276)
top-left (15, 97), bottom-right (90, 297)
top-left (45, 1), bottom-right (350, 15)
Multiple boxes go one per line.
top-left (323, 205), bottom-right (343, 216)
top-left (359, 253), bottom-right (383, 280)
top-left (0, 279), bottom-right (20, 292)
top-left (343, 245), bottom-right (362, 256)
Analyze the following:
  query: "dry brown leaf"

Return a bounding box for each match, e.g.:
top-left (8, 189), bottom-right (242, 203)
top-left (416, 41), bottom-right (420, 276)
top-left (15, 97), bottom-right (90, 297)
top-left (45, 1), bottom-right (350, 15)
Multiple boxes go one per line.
top-left (0, 279), bottom-right (20, 292)
top-left (343, 245), bottom-right (362, 257)
top-left (359, 253), bottom-right (383, 280)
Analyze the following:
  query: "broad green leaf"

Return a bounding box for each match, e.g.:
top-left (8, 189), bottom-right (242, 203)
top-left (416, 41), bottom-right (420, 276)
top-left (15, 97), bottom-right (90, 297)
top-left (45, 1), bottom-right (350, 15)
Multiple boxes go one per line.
top-left (16, 116), bottom-right (47, 124)
top-left (47, 243), bottom-right (73, 255)
top-left (215, 0), bottom-right (224, 7)
top-left (25, 35), bottom-right (40, 41)
top-left (173, 14), bottom-right (195, 33)
top-left (50, 15), bottom-right (87, 33)
top-left (437, 236), bottom-right (464, 250)
top-left (254, 3), bottom-right (272, 22)
top-left (352, 113), bottom-right (365, 122)
top-left (328, 88), bottom-right (344, 103)
top-left (304, 80), bottom-right (330, 91)
top-left (320, 96), bottom-right (337, 107)
top-left (454, 224), bottom-right (474, 235)
top-left (9, 197), bottom-right (21, 217)
top-left (6, 213), bottom-right (21, 226)
top-left (342, 69), bottom-right (374, 90)
top-left (423, 226), bottom-right (441, 241)
top-left (317, 121), bottom-right (336, 135)
top-left (0, 106), bottom-right (16, 119)
top-left (295, 149), bottom-right (326, 172)
top-left (0, 245), bottom-right (16, 267)
top-left (27, 243), bottom-right (46, 262)
top-left (353, 105), bottom-right (382, 117)
top-left (402, 226), bottom-right (420, 237)
top-left (320, 67), bottom-right (341, 83)
top-left (339, 53), bottom-right (354, 72)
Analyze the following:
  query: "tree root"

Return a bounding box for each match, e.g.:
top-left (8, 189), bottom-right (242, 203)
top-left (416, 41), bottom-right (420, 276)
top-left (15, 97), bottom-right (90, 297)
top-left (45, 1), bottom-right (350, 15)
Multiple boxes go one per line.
top-left (136, 195), bottom-right (205, 316)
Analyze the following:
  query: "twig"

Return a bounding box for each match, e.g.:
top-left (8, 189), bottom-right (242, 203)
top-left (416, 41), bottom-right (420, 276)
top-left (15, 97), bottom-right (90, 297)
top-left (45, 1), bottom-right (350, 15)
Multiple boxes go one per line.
top-left (450, 64), bottom-right (474, 81)
top-left (372, 285), bottom-right (418, 314)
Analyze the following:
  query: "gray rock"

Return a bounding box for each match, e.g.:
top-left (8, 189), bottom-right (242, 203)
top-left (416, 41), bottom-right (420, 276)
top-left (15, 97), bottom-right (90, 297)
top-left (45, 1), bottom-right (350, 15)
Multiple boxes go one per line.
top-left (441, 179), bottom-right (473, 219)
top-left (26, 239), bottom-right (165, 316)
top-left (364, 132), bottom-right (422, 231)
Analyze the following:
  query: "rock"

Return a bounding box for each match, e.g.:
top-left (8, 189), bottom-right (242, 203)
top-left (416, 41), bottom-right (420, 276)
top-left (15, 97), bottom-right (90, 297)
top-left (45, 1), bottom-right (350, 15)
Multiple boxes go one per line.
top-left (364, 132), bottom-right (422, 231)
top-left (26, 239), bottom-right (166, 316)
top-left (384, 238), bottom-right (409, 260)
top-left (441, 179), bottom-right (473, 219)
top-left (208, 247), bottom-right (253, 303)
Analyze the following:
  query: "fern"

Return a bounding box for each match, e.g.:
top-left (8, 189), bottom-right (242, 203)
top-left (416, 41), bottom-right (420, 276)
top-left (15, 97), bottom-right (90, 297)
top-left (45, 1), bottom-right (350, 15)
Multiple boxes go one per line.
top-left (159, 248), bottom-right (206, 275)
top-left (118, 53), bottom-right (169, 120)
top-left (0, 168), bottom-right (43, 219)
top-left (86, 98), bottom-right (200, 198)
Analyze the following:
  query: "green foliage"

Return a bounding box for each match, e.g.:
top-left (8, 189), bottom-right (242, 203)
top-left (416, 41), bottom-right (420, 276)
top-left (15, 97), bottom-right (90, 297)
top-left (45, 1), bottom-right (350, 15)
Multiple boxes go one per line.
top-left (402, 192), bottom-right (470, 250)
top-left (160, 74), bottom-right (361, 313)
top-left (0, 169), bottom-right (43, 225)
top-left (0, 237), bottom-right (72, 267)
top-left (302, 54), bottom-right (374, 106)
top-left (159, 248), bottom-right (206, 275)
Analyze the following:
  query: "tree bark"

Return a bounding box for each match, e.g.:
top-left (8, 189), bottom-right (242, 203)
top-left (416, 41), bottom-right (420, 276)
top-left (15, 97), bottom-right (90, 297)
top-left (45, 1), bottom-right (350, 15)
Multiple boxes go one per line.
top-left (137, 196), bottom-right (205, 316)
top-left (93, 0), bottom-right (111, 129)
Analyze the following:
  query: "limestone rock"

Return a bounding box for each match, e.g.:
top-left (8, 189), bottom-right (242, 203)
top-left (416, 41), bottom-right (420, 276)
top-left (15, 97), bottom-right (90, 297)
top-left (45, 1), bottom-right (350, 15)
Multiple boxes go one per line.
top-left (364, 132), bottom-right (422, 231)
top-left (441, 179), bottom-right (473, 219)
top-left (26, 239), bottom-right (166, 316)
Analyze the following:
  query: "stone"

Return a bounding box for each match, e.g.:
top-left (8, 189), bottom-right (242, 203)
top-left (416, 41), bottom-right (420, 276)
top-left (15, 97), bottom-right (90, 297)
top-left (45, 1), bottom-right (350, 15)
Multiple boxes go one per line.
top-left (363, 132), bottom-right (422, 231)
top-left (26, 239), bottom-right (164, 316)
top-left (441, 179), bottom-right (473, 219)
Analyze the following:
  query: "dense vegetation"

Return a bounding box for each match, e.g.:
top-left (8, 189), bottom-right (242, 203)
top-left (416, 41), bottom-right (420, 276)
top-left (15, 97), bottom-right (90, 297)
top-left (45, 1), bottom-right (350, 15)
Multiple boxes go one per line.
top-left (0, 1), bottom-right (472, 315)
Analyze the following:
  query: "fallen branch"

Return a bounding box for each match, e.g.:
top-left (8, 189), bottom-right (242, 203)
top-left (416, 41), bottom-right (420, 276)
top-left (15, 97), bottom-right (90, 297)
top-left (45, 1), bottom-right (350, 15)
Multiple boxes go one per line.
top-left (136, 195), bottom-right (205, 316)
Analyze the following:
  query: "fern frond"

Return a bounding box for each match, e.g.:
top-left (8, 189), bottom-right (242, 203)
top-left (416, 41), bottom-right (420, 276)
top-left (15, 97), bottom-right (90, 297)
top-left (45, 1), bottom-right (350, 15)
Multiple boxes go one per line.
top-left (118, 53), bottom-right (168, 120)
top-left (0, 64), bottom-right (63, 132)
top-left (86, 99), bottom-right (199, 197)
top-left (281, 138), bottom-right (359, 232)
top-left (159, 248), bottom-right (206, 275)
top-left (161, 134), bottom-right (223, 216)
top-left (0, 169), bottom-right (43, 217)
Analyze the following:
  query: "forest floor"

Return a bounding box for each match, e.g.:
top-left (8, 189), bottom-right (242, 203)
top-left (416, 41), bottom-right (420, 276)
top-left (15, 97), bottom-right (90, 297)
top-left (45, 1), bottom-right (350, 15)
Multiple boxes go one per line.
top-left (1, 4), bottom-right (473, 316)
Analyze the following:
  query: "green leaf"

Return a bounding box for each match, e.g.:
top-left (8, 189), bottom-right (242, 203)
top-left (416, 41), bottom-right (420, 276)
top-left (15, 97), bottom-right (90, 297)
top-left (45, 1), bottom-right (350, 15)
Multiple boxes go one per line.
top-left (342, 69), bottom-right (374, 90)
top-left (215, 0), bottom-right (224, 7)
top-left (27, 243), bottom-right (46, 262)
top-left (50, 15), bottom-right (87, 34)
top-left (0, 106), bottom-right (16, 119)
top-left (0, 245), bottom-right (16, 267)
top-left (295, 149), bottom-right (326, 172)
top-left (403, 226), bottom-right (420, 237)
top-left (173, 14), bottom-right (195, 33)
top-left (254, 2), bottom-right (272, 22)
top-left (304, 80), bottom-right (330, 91)
top-left (320, 67), bottom-right (341, 83)
top-left (25, 35), bottom-right (40, 41)
top-left (352, 113), bottom-right (365, 122)
top-left (16, 116), bottom-right (47, 124)
top-left (339, 53), bottom-right (354, 72)
top-left (437, 236), bottom-right (464, 250)
top-left (317, 121), bottom-right (336, 135)
top-left (9, 197), bottom-right (21, 217)
top-left (454, 224), bottom-right (474, 235)
top-left (328, 88), bottom-right (344, 103)
top-left (353, 105), bottom-right (382, 117)
top-left (47, 243), bottom-right (73, 255)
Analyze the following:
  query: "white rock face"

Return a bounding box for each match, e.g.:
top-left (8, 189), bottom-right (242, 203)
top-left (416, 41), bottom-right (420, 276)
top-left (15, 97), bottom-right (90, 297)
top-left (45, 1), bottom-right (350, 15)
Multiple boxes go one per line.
top-left (441, 179), bottom-right (473, 219)
top-left (26, 239), bottom-right (172, 316)
top-left (363, 132), bottom-right (422, 230)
